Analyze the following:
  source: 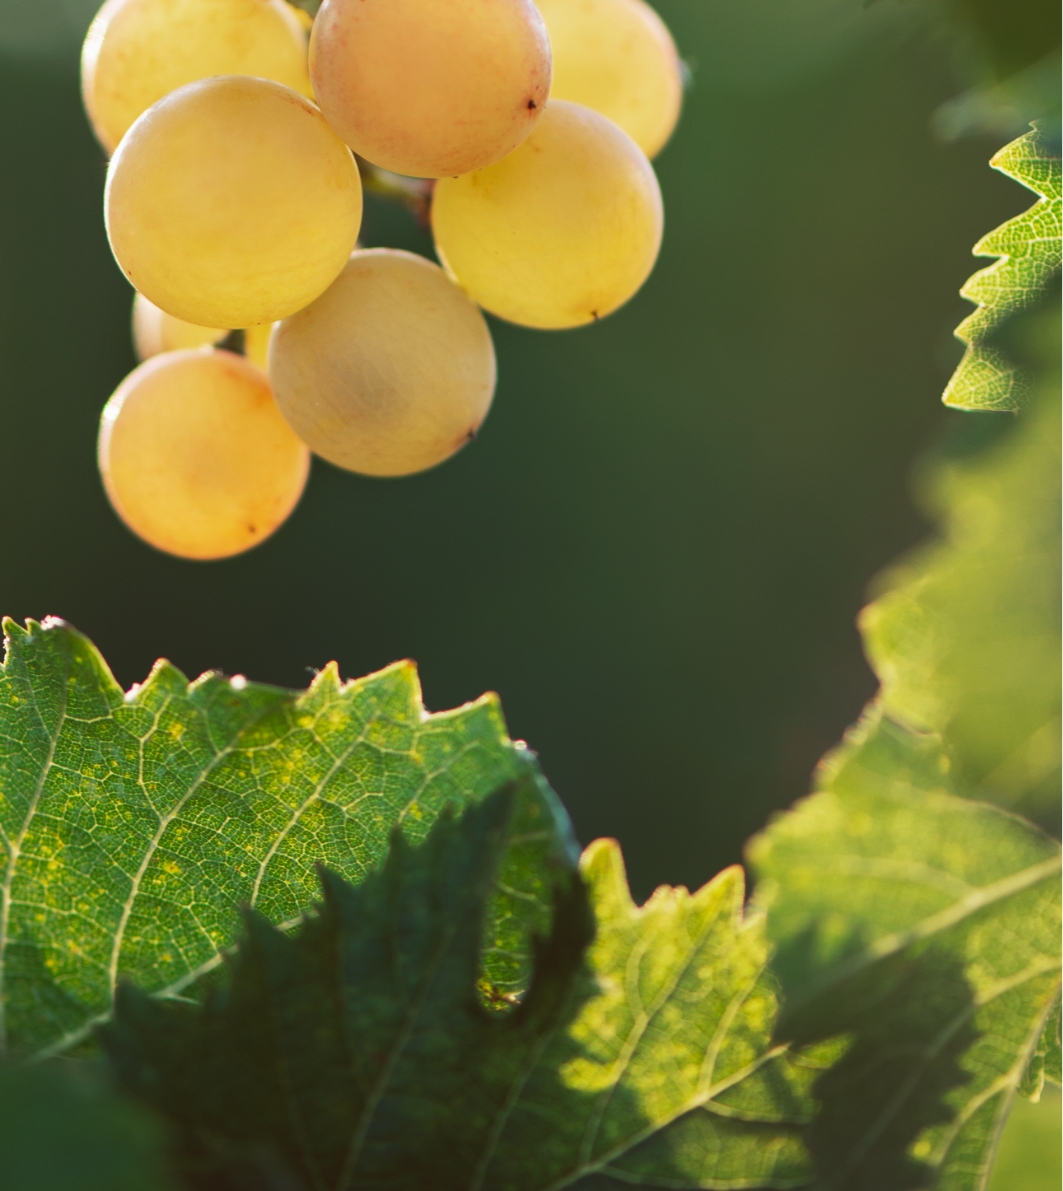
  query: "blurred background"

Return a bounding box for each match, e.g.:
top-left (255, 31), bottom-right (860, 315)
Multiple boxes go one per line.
top-left (0, 0), bottom-right (1047, 898)
top-left (0, 0), bottom-right (1059, 1180)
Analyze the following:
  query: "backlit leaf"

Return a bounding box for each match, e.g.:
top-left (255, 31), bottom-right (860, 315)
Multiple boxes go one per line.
top-left (0, 617), bottom-right (575, 1059)
top-left (943, 124), bottom-right (1060, 411)
top-left (103, 784), bottom-right (824, 1190)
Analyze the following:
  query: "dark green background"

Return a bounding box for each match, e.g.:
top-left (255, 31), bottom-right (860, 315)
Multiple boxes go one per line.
top-left (0, 0), bottom-right (1028, 898)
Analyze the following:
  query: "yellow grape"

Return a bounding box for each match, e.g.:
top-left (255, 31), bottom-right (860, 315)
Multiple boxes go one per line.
top-left (535, 0), bottom-right (682, 158)
top-left (432, 100), bottom-right (662, 329)
top-left (82, 0), bottom-right (312, 155)
top-left (289, 5), bottom-right (313, 31)
top-left (99, 348), bottom-right (309, 559)
top-left (105, 76), bottom-right (362, 329)
top-left (269, 249), bottom-right (496, 477)
top-left (243, 322), bottom-right (275, 371)
top-left (309, 0), bottom-right (551, 178)
top-left (132, 292), bottom-right (226, 359)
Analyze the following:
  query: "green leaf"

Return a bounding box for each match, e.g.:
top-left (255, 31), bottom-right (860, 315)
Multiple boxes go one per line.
top-left (986, 1084), bottom-right (1062, 1191)
top-left (943, 124), bottom-right (1061, 411)
top-left (0, 1058), bottom-right (175, 1190)
top-left (860, 367), bottom-right (1061, 832)
top-left (0, 617), bottom-right (575, 1059)
top-left (103, 783), bottom-right (823, 1190)
top-left (1020, 993), bottom-right (1061, 1100)
top-left (748, 742), bottom-right (1062, 1191)
top-left (746, 269), bottom-right (1062, 1187)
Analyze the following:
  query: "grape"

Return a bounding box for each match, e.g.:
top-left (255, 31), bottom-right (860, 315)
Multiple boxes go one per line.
top-left (82, 0), bottom-right (313, 155)
top-left (431, 100), bottom-right (662, 329)
top-left (309, 0), bottom-right (551, 178)
top-left (535, 0), bottom-right (682, 158)
top-left (243, 323), bottom-right (274, 371)
top-left (98, 348), bottom-right (309, 559)
top-left (132, 292), bottom-right (226, 359)
top-left (289, 5), bottom-right (313, 32)
top-left (269, 249), bottom-right (496, 477)
top-left (105, 76), bottom-right (362, 330)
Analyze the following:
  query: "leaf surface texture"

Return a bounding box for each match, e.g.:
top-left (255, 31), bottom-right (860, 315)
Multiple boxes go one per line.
top-left (943, 125), bottom-right (1061, 411)
top-left (0, 618), bottom-right (572, 1057)
top-left (104, 786), bottom-right (823, 1190)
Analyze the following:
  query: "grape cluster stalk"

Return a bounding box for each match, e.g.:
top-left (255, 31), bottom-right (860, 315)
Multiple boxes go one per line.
top-left (86, 0), bottom-right (683, 559)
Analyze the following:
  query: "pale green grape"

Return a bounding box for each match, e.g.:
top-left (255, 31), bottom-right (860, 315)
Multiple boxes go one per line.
top-left (82, 0), bottom-right (312, 155)
top-left (309, 0), bottom-right (551, 178)
top-left (269, 249), bottom-right (496, 476)
top-left (105, 75), bottom-right (362, 329)
top-left (432, 99), bottom-right (662, 329)
top-left (535, 0), bottom-right (682, 158)
top-left (132, 292), bottom-right (226, 359)
top-left (99, 348), bottom-right (309, 559)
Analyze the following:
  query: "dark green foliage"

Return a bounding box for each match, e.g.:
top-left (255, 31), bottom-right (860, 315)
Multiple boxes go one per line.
top-left (101, 783), bottom-right (591, 1190)
top-left (0, 1059), bottom-right (175, 1191)
top-left (101, 783), bottom-right (821, 1190)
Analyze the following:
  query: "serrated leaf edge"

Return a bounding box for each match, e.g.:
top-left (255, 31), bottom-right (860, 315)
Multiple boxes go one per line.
top-left (0, 617), bottom-right (523, 1061)
top-left (942, 124), bottom-right (1062, 411)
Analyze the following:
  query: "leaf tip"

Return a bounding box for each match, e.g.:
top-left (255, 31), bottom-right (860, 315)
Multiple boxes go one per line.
top-left (579, 837), bottom-right (635, 912)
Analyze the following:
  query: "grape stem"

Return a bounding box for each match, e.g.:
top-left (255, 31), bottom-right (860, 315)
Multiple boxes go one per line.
top-left (285, 0), bottom-right (321, 18)
top-left (356, 157), bottom-right (435, 225)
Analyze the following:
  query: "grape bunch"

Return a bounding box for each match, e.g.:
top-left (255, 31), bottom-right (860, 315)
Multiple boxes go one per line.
top-left (85, 0), bottom-right (682, 559)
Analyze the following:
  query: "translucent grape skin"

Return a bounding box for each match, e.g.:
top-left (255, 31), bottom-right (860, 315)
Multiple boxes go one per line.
top-left (309, 0), bottom-right (551, 178)
top-left (133, 294), bottom-right (276, 369)
top-left (432, 100), bottom-right (663, 330)
top-left (535, 0), bottom-right (682, 158)
top-left (269, 249), bottom-right (496, 477)
top-left (82, 0), bottom-right (312, 155)
top-left (105, 76), bottom-right (362, 330)
top-left (99, 348), bottom-right (309, 560)
top-left (132, 292), bottom-right (226, 359)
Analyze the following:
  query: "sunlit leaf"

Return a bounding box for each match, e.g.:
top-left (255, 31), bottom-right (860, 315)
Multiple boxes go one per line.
top-left (0, 617), bottom-right (575, 1059)
top-left (863, 346), bottom-right (1060, 831)
top-left (750, 274), bottom-right (1062, 1187)
top-left (943, 124), bottom-right (1060, 411)
top-left (749, 732), bottom-right (1062, 1190)
top-left (103, 784), bottom-right (824, 1190)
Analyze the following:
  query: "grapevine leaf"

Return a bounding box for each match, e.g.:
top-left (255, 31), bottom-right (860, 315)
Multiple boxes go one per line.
top-left (0, 1059), bottom-right (174, 1190)
top-left (1019, 993), bottom-right (1061, 1100)
top-left (860, 361), bottom-right (1060, 833)
top-left (748, 751), bottom-right (1062, 1191)
top-left (103, 783), bottom-right (823, 1191)
top-left (0, 617), bottom-right (575, 1059)
top-left (746, 272), bottom-right (1062, 1186)
top-left (942, 124), bottom-right (1060, 411)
